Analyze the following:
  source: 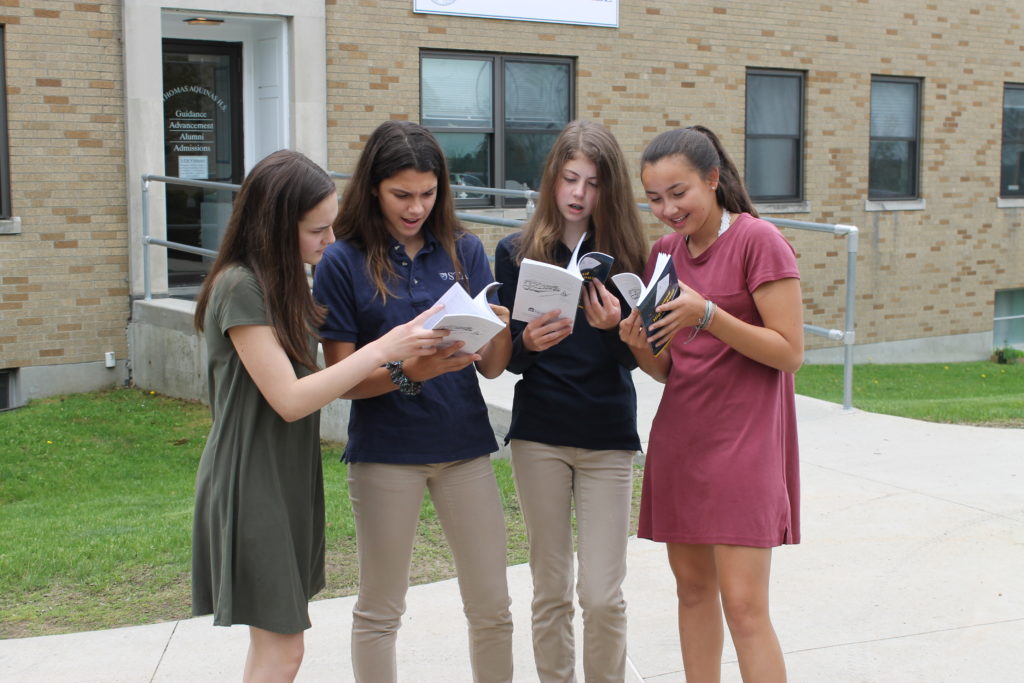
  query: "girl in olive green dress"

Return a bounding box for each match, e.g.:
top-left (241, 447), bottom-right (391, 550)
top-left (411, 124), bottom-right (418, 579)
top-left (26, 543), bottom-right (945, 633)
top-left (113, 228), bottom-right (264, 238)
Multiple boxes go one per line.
top-left (191, 150), bottom-right (445, 682)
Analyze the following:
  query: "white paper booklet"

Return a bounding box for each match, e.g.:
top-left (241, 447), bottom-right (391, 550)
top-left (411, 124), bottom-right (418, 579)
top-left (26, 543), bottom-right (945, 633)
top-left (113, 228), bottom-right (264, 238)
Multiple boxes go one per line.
top-left (510, 232), bottom-right (613, 333)
top-left (423, 282), bottom-right (505, 354)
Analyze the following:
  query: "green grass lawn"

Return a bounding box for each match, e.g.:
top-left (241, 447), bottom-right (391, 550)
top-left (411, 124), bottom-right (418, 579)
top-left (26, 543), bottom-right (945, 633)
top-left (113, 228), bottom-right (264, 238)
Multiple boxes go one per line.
top-left (795, 361), bottom-right (1024, 427)
top-left (2, 361), bottom-right (1019, 638)
top-left (0, 387), bottom-right (642, 638)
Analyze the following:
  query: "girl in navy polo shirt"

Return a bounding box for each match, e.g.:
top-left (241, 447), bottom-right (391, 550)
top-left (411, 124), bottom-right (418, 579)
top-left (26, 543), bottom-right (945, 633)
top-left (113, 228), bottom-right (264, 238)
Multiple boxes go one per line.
top-left (494, 120), bottom-right (648, 681)
top-left (312, 121), bottom-right (514, 683)
top-left (191, 150), bottom-right (443, 681)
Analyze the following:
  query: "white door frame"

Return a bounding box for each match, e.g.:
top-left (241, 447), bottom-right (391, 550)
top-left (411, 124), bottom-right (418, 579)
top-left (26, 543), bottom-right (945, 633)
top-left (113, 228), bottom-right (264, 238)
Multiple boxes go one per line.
top-left (123, 0), bottom-right (327, 297)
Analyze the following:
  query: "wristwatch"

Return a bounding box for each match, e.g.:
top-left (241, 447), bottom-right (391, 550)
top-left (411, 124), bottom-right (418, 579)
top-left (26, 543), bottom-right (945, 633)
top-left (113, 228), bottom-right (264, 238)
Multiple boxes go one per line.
top-left (384, 360), bottom-right (422, 396)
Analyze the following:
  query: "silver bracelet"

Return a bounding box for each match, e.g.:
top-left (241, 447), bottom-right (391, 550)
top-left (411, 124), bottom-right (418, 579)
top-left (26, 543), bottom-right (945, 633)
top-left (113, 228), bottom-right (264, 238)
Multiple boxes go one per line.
top-left (695, 299), bottom-right (716, 331)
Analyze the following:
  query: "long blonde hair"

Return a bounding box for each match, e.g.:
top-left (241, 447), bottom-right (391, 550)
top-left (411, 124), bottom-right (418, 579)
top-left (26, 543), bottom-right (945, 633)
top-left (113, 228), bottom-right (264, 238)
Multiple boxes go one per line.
top-left (515, 120), bottom-right (647, 276)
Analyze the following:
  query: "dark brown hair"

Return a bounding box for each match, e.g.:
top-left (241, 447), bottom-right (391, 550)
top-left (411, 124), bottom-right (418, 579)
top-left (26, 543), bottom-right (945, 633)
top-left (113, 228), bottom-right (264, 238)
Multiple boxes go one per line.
top-left (194, 150), bottom-right (337, 372)
top-left (516, 120), bottom-right (647, 276)
top-left (334, 120), bottom-right (465, 300)
top-left (641, 125), bottom-right (759, 218)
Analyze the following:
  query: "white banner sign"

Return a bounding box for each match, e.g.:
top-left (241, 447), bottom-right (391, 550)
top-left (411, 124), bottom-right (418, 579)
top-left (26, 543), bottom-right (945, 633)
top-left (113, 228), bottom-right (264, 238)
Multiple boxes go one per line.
top-left (413, 0), bottom-right (618, 28)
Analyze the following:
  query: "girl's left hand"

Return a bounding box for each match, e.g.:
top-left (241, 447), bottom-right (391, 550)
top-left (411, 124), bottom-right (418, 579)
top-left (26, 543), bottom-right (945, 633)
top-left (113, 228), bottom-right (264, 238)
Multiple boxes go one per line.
top-left (647, 282), bottom-right (705, 346)
top-left (582, 279), bottom-right (621, 330)
top-left (488, 303), bottom-right (511, 326)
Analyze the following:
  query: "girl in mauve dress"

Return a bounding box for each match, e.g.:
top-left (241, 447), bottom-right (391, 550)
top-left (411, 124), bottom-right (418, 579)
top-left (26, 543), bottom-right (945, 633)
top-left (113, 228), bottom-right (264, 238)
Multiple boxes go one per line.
top-left (619, 126), bottom-right (803, 683)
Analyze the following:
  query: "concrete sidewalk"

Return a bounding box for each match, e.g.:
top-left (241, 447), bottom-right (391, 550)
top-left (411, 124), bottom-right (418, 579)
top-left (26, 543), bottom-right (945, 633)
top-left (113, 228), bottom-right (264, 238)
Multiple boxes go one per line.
top-left (2, 372), bottom-right (1022, 681)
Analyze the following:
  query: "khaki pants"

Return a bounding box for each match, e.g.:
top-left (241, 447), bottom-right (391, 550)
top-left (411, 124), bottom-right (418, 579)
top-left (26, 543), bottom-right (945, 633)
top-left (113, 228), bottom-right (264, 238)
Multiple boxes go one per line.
top-left (510, 440), bottom-right (634, 683)
top-left (348, 457), bottom-right (514, 683)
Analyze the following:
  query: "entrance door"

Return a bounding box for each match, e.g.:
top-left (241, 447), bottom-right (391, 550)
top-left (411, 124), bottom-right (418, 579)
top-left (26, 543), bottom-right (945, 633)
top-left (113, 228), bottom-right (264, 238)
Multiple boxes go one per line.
top-left (162, 39), bottom-right (243, 290)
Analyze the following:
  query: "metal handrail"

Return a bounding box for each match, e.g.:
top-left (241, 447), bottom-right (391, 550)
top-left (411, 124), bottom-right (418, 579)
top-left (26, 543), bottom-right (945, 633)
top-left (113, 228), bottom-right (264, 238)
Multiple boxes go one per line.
top-left (141, 173), bottom-right (858, 409)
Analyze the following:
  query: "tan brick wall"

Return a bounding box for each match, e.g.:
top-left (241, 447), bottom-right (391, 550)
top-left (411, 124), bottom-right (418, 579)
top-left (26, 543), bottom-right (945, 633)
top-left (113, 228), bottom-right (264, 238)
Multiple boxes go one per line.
top-left (0, 1), bottom-right (128, 369)
top-left (2, 1), bottom-right (1022, 374)
top-left (325, 0), bottom-right (1024, 350)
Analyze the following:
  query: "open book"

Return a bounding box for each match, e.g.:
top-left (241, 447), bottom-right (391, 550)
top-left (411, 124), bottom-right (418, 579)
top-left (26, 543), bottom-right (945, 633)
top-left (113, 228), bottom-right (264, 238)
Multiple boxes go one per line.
top-left (423, 282), bottom-right (505, 355)
top-left (610, 252), bottom-right (680, 357)
top-left (510, 233), bottom-right (614, 332)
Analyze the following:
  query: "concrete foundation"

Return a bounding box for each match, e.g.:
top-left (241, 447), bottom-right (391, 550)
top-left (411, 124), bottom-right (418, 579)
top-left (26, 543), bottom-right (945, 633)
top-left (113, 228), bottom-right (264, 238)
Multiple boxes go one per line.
top-left (804, 331), bottom-right (993, 364)
top-left (7, 360), bottom-right (130, 409)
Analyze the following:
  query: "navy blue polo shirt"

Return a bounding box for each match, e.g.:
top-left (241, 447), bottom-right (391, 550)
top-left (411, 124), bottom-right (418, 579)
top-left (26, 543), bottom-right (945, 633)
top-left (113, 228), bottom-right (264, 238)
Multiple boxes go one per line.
top-left (313, 229), bottom-right (499, 464)
top-left (495, 232), bottom-right (641, 452)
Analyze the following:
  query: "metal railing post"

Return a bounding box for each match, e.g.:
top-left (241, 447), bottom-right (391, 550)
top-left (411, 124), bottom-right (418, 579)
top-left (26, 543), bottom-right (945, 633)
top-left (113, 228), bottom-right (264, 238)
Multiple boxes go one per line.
top-left (837, 225), bottom-right (859, 411)
top-left (142, 176), bottom-right (151, 301)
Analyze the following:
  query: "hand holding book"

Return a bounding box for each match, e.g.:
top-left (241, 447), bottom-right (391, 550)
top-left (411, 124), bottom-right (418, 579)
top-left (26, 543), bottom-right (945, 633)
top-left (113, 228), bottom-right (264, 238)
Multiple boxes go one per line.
top-left (423, 282), bottom-right (506, 355)
top-left (611, 253), bottom-right (681, 356)
top-left (511, 232), bottom-right (614, 333)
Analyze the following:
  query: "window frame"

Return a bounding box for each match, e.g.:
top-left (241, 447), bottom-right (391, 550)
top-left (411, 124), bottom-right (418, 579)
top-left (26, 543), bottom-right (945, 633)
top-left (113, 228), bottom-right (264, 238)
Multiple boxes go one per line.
top-left (994, 287), bottom-right (1024, 348)
top-left (0, 25), bottom-right (11, 219)
top-left (420, 49), bottom-right (575, 208)
top-left (1000, 82), bottom-right (1024, 199)
top-left (744, 68), bottom-right (805, 203)
top-left (868, 75), bottom-right (922, 201)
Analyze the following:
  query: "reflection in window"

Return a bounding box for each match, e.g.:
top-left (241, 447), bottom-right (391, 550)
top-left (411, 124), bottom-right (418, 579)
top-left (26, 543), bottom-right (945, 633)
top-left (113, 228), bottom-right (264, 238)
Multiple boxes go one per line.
top-left (1000, 84), bottom-right (1024, 198)
top-left (421, 52), bottom-right (573, 206)
top-left (745, 69), bottom-right (804, 202)
top-left (994, 288), bottom-right (1024, 347)
top-left (869, 77), bottom-right (921, 200)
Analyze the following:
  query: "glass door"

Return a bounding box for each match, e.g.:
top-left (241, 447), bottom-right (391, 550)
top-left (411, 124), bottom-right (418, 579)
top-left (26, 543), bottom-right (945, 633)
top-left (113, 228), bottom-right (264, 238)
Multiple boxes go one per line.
top-left (162, 39), bottom-right (243, 291)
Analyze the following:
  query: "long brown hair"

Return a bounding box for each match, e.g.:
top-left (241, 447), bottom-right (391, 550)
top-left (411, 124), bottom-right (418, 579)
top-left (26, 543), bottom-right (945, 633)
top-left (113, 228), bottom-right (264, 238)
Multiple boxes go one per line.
top-left (516, 120), bottom-right (647, 276)
top-left (641, 125), bottom-right (758, 218)
top-left (334, 120), bottom-right (465, 301)
top-left (194, 150), bottom-right (337, 372)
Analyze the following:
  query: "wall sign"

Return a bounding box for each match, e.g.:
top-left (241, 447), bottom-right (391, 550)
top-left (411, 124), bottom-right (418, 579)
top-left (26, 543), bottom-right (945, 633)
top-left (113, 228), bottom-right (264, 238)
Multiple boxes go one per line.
top-left (413, 0), bottom-right (618, 28)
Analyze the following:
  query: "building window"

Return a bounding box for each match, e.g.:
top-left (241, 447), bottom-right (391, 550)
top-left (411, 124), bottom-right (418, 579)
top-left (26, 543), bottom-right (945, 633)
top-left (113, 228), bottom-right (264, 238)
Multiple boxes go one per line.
top-left (0, 369), bottom-right (13, 412)
top-left (869, 76), bottom-right (921, 200)
top-left (421, 51), bottom-right (574, 206)
top-left (0, 25), bottom-right (11, 219)
top-left (1000, 84), bottom-right (1024, 198)
top-left (994, 288), bottom-right (1024, 348)
top-left (745, 69), bottom-right (804, 202)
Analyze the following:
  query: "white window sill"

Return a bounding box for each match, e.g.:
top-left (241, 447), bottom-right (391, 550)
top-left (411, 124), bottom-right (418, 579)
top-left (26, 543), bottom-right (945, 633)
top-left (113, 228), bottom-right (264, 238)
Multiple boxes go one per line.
top-left (755, 200), bottom-right (811, 215)
top-left (996, 197), bottom-right (1024, 209)
top-left (864, 199), bottom-right (925, 212)
top-left (0, 217), bottom-right (21, 234)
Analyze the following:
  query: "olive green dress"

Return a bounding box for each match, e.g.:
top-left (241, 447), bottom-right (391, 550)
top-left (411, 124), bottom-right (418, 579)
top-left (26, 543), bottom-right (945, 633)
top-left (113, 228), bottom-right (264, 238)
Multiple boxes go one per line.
top-left (192, 266), bottom-right (325, 633)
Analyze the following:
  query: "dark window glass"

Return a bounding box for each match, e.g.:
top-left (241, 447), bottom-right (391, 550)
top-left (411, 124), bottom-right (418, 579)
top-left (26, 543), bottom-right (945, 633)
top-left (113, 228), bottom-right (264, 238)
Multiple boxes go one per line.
top-left (869, 77), bottom-right (921, 200)
top-left (422, 52), bottom-right (573, 207)
top-left (1000, 84), bottom-right (1024, 198)
top-left (162, 39), bottom-right (243, 291)
top-left (745, 70), bottom-right (804, 202)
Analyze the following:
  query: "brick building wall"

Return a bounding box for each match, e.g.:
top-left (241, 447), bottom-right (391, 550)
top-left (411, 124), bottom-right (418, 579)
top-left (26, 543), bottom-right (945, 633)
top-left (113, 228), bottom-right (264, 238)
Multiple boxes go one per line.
top-left (325, 0), bottom-right (1023, 350)
top-left (1, 0), bottom-right (1022, 391)
top-left (0, 1), bottom-right (128, 371)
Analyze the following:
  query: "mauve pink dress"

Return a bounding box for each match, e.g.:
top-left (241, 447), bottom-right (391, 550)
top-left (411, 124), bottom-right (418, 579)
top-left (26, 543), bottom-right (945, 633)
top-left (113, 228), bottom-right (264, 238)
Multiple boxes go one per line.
top-left (638, 213), bottom-right (801, 548)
